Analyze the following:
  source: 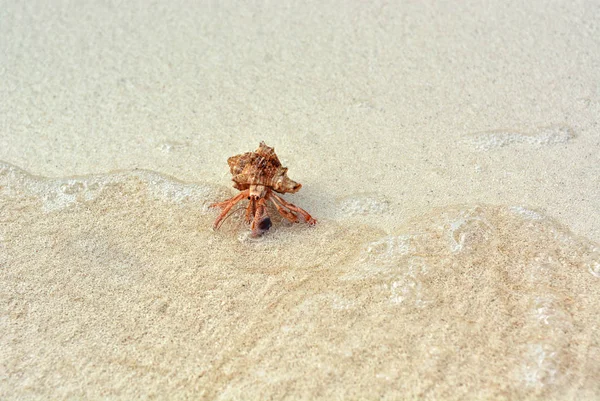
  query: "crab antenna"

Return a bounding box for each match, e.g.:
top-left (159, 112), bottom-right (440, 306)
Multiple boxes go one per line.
top-left (215, 204), bottom-right (248, 229)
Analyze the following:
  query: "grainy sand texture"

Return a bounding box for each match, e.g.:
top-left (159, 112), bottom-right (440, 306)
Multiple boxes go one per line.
top-left (1, 1), bottom-right (599, 400)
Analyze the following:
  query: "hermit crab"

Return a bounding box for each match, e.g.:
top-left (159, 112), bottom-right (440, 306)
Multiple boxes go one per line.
top-left (211, 142), bottom-right (316, 236)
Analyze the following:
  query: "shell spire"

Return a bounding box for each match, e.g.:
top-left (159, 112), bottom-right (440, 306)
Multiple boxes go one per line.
top-left (227, 142), bottom-right (301, 193)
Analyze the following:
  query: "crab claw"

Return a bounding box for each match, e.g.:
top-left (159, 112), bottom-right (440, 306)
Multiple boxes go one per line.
top-left (250, 198), bottom-right (272, 237)
top-left (252, 216), bottom-right (272, 237)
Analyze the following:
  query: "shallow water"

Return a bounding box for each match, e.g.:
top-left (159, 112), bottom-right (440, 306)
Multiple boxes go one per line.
top-left (2, 162), bottom-right (598, 400)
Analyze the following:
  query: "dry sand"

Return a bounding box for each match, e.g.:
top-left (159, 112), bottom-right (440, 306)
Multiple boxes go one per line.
top-left (1, 1), bottom-right (599, 400)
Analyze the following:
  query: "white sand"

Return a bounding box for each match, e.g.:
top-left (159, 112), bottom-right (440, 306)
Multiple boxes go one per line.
top-left (1, 1), bottom-right (599, 399)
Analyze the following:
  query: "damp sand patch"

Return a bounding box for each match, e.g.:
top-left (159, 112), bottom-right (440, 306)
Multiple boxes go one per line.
top-left (1, 163), bottom-right (599, 400)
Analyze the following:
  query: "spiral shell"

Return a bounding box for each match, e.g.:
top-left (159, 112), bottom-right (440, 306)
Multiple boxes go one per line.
top-left (227, 142), bottom-right (302, 194)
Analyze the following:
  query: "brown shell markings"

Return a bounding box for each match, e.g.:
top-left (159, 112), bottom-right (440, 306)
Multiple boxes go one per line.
top-left (211, 142), bottom-right (316, 237)
top-left (227, 142), bottom-right (301, 194)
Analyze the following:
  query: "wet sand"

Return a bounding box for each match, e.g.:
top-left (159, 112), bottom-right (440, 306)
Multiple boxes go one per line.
top-left (1, 1), bottom-right (599, 399)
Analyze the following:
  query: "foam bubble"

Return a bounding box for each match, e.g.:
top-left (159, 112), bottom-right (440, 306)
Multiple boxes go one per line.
top-left (510, 206), bottom-right (545, 220)
top-left (589, 261), bottom-right (600, 278)
top-left (335, 193), bottom-right (390, 217)
top-left (156, 140), bottom-right (189, 153)
top-left (0, 161), bottom-right (222, 213)
top-left (520, 343), bottom-right (560, 389)
top-left (446, 207), bottom-right (495, 253)
top-left (585, 246), bottom-right (600, 278)
top-left (463, 125), bottom-right (575, 151)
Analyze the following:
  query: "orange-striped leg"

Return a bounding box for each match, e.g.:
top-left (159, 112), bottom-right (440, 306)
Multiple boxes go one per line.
top-left (210, 190), bottom-right (249, 229)
top-left (250, 197), bottom-right (272, 237)
top-left (268, 193), bottom-right (299, 223)
top-left (245, 198), bottom-right (256, 224)
top-left (269, 192), bottom-right (316, 225)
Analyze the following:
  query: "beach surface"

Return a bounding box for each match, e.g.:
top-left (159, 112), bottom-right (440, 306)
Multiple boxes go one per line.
top-left (1, 1), bottom-right (599, 399)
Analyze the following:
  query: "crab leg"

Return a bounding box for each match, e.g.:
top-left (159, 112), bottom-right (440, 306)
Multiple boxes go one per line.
top-left (269, 192), bottom-right (317, 225)
top-left (245, 198), bottom-right (256, 224)
top-left (268, 192), bottom-right (300, 223)
top-left (210, 190), bottom-right (249, 229)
